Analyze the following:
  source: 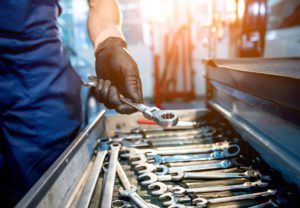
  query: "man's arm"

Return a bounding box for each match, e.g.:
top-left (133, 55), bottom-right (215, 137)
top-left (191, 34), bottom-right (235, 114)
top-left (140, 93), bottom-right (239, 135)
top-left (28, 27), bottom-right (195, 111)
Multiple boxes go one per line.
top-left (87, 0), bottom-right (143, 114)
top-left (88, 0), bottom-right (123, 48)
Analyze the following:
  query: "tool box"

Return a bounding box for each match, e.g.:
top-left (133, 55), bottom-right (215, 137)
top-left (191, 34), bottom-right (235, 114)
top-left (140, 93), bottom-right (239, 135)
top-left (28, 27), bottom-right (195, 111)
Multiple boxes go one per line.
top-left (16, 58), bottom-right (300, 207)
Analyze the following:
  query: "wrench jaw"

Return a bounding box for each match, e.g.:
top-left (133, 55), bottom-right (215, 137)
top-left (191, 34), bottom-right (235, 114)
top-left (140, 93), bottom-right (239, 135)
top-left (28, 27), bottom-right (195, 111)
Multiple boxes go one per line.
top-left (129, 155), bottom-right (147, 166)
top-left (148, 182), bottom-right (169, 196)
top-left (154, 165), bottom-right (169, 176)
top-left (171, 171), bottom-right (185, 181)
top-left (171, 186), bottom-right (186, 196)
top-left (135, 163), bottom-right (156, 175)
top-left (147, 155), bottom-right (163, 165)
top-left (159, 192), bottom-right (176, 206)
top-left (138, 173), bottom-right (158, 186)
top-left (192, 198), bottom-right (208, 208)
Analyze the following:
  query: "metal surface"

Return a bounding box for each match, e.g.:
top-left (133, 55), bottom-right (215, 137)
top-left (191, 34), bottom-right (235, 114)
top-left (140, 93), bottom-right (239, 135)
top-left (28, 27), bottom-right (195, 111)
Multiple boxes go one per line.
top-left (117, 161), bottom-right (157, 208)
top-left (82, 76), bottom-right (179, 127)
top-left (194, 189), bottom-right (277, 206)
top-left (76, 145), bottom-right (108, 208)
top-left (100, 143), bottom-right (121, 208)
top-left (171, 180), bottom-right (268, 194)
top-left (16, 110), bottom-right (106, 208)
top-left (205, 58), bottom-right (300, 192)
top-left (208, 82), bottom-right (300, 191)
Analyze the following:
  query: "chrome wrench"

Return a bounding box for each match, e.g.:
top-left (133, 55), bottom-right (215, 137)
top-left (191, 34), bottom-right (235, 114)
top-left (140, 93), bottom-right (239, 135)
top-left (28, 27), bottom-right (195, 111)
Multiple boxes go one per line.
top-left (117, 162), bottom-right (159, 208)
top-left (171, 180), bottom-right (269, 195)
top-left (121, 142), bottom-right (234, 158)
top-left (82, 76), bottom-right (178, 128)
top-left (193, 189), bottom-right (277, 207)
top-left (147, 147), bottom-right (240, 165)
top-left (100, 143), bottom-right (121, 208)
top-left (77, 144), bottom-right (108, 208)
top-left (127, 144), bottom-right (240, 158)
top-left (170, 169), bottom-right (271, 181)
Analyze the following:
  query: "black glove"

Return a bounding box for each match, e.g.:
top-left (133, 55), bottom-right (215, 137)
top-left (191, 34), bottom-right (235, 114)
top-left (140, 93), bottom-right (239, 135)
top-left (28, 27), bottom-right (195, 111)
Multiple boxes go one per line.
top-left (95, 37), bottom-right (143, 114)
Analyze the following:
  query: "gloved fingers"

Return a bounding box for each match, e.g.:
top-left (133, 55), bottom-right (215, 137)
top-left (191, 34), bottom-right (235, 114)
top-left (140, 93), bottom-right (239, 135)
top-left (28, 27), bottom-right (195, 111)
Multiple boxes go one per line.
top-left (116, 104), bottom-right (137, 114)
top-left (108, 85), bottom-right (137, 114)
top-left (123, 74), bottom-right (143, 103)
top-left (95, 79), bottom-right (105, 103)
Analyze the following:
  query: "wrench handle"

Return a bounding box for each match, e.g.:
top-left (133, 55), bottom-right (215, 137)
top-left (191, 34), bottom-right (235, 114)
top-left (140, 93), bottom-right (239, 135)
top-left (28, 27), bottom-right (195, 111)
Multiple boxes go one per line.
top-left (129, 192), bottom-right (153, 208)
top-left (100, 143), bottom-right (121, 208)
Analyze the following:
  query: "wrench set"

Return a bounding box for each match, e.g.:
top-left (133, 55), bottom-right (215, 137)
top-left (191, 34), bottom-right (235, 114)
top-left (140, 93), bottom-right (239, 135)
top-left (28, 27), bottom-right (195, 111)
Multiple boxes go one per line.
top-left (92, 118), bottom-right (296, 208)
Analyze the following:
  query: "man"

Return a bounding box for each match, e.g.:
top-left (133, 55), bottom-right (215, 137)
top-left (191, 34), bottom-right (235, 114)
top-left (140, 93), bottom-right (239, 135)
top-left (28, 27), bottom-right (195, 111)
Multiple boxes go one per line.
top-left (0, 0), bottom-right (143, 205)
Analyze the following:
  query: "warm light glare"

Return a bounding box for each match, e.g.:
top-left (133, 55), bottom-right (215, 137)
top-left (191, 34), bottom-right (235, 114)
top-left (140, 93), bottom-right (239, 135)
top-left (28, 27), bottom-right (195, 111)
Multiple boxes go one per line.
top-left (238, 0), bottom-right (245, 19)
top-left (141, 0), bottom-right (168, 22)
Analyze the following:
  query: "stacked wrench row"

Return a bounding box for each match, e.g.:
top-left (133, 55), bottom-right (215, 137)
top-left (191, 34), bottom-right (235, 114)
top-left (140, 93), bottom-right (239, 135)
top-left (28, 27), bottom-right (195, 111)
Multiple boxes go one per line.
top-left (78, 121), bottom-right (295, 207)
top-left (113, 123), bottom-right (286, 208)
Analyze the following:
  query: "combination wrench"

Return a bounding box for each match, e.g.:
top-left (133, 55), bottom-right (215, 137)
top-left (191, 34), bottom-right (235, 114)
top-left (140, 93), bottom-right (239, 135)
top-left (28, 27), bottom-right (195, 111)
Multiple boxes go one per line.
top-left (121, 141), bottom-right (234, 158)
top-left (193, 189), bottom-right (278, 207)
top-left (77, 143), bottom-right (108, 208)
top-left (100, 143), bottom-right (121, 208)
top-left (145, 146), bottom-right (240, 165)
top-left (139, 159), bottom-right (233, 177)
top-left (127, 144), bottom-right (240, 160)
top-left (117, 161), bottom-right (159, 208)
top-left (171, 180), bottom-right (269, 195)
top-left (131, 147), bottom-right (239, 166)
top-left (82, 76), bottom-right (178, 127)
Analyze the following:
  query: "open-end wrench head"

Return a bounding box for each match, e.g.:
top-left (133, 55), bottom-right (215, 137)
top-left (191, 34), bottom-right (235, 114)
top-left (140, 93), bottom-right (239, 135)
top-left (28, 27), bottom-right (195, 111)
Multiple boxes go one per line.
top-left (135, 163), bottom-right (155, 174)
top-left (129, 155), bottom-right (147, 165)
top-left (159, 192), bottom-right (176, 206)
top-left (171, 171), bottom-right (184, 181)
top-left (193, 198), bottom-right (208, 208)
top-left (147, 154), bottom-right (163, 165)
top-left (148, 182), bottom-right (169, 196)
top-left (154, 165), bottom-right (169, 176)
top-left (138, 172), bottom-right (158, 186)
top-left (171, 186), bottom-right (186, 196)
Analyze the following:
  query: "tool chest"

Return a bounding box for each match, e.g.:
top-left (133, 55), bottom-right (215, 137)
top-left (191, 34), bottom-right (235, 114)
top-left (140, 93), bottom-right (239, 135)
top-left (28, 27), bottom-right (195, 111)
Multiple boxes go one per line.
top-left (16, 58), bottom-right (300, 207)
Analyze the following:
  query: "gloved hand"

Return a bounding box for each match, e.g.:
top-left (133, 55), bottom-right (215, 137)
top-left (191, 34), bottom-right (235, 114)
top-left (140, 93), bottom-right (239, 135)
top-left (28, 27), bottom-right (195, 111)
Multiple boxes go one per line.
top-left (95, 37), bottom-right (143, 114)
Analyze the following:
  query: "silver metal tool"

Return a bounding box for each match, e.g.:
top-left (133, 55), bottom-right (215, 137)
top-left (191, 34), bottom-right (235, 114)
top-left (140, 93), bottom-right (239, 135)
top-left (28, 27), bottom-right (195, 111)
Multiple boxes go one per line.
top-left (248, 199), bottom-right (279, 208)
top-left (127, 144), bottom-right (240, 159)
top-left (117, 162), bottom-right (159, 208)
top-left (140, 126), bottom-right (216, 139)
top-left (193, 189), bottom-right (277, 207)
top-left (147, 182), bottom-right (174, 196)
top-left (77, 144), bottom-right (108, 208)
top-left (159, 192), bottom-right (191, 206)
top-left (112, 199), bottom-right (133, 208)
top-left (82, 76), bottom-right (178, 128)
top-left (100, 143), bottom-right (121, 208)
top-left (170, 169), bottom-right (271, 181)
top-left (171, 180), bottom-right (269, 195)
top-left (146, 147), bottom-right (240, 165)
top-left (139, 159), bottom-right (233, 176)
top-left (120, 141), bottom-right (233, 158)
top-left (130, 147), bottom-right (239, 166)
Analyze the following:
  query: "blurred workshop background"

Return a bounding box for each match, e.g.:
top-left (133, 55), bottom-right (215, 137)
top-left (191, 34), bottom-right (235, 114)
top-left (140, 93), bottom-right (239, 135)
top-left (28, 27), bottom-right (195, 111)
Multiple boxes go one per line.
top-left (57, 0), bottom-right (300, 124)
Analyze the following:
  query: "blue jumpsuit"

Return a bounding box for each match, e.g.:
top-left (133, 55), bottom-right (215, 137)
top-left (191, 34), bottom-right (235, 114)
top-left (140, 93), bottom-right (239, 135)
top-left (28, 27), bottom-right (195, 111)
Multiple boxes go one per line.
top-left (0, 0), bottom-right (82, 205)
